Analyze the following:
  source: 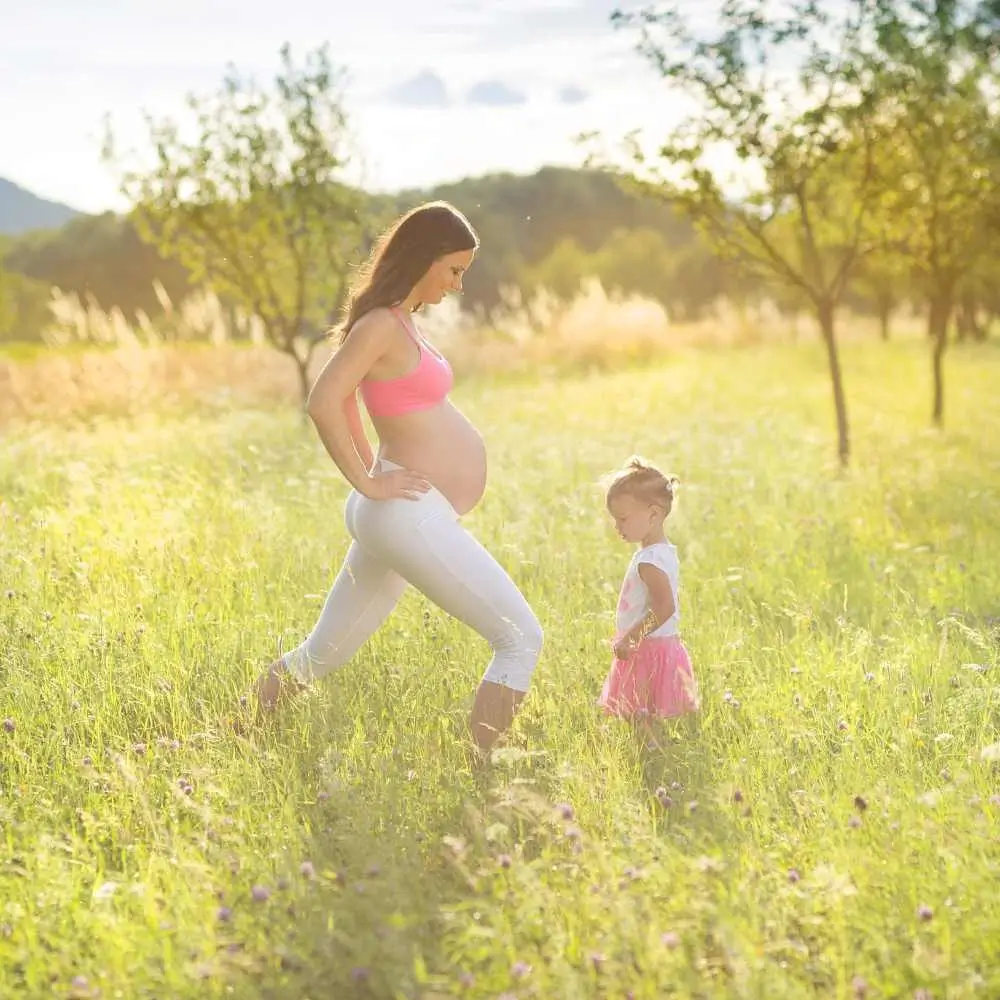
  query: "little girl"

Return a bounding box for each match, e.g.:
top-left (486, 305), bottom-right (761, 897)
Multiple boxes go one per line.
top-left (598, 456), bottom-right (699, 720)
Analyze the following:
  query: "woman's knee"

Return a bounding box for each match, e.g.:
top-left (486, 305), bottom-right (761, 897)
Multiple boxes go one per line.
top-left (486, 606), bottom-right (543, 691)
top-left (522, 610), bottom-right (544, 659)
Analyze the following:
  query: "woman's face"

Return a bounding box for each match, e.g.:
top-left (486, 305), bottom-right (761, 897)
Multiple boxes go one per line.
top-left (415, 248), bottom-right (475, 305)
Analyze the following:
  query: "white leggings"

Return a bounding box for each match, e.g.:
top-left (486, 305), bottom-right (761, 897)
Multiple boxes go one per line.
top-left (282, 460), bottom-right (543, 692)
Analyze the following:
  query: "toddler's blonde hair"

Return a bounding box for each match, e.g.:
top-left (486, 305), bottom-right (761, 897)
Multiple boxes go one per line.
top-left (605, 455), bottom-right (680, 514)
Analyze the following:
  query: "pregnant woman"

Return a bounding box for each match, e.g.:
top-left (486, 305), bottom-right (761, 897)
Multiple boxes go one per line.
top-left (255, 201), bottom-right (543, 752)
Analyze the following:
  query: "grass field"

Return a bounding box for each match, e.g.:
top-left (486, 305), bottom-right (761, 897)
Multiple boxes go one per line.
top-left (1, 339), bottom-right (999, 999)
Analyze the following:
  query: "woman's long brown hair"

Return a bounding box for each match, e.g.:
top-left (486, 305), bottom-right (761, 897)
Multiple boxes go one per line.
top-left (337, 200), bottom-right (479, 343)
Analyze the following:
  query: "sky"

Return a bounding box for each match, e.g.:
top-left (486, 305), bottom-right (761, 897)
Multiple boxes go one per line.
top-left (0, 0), bottom-right (718, 214)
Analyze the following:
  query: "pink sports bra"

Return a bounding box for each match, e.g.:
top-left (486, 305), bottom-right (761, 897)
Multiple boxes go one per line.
top-left (359, 307), bottom-right (454, 418)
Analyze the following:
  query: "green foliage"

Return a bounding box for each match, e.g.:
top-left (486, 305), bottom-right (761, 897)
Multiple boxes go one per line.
top-left (3, 213), bottom-right (189, 322)
top-left (609, 0), bottom-right (897, 465)
top-left (521, 225), bottom-right (733, 322)
top-left (612, 1), bottom-right (889, 310)
top-left (520, 236), bottom-right (591, 302)
top-left (405, 166), bottom-right (700, 315)
top-left (0, 262), bottom-right (51, 344)
top-left (102, 43), bottom-right (369, 400)
top-left (866, 0), bottom-right (1000, 423)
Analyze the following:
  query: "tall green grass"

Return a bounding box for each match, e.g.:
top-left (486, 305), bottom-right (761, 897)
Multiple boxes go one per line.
top-left (1, 341), bottom-right (998, 999)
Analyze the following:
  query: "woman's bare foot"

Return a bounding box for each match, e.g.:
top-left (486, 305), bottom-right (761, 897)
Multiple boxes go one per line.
top-left (255, 658), bottom-right (304, 713)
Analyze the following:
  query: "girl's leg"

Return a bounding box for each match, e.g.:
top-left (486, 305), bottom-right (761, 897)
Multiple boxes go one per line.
top-left (353, 497), bottom-right (543, 750)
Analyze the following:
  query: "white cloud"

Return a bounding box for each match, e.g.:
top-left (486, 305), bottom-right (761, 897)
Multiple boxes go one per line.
top-left (382, 71), bottom-right (452, 108)
top-left (465, 80), bottom-right (528, 107)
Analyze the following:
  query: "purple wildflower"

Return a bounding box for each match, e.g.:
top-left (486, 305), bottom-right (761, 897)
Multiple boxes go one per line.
top-left (656, 787), bottom-right (674, 808)
top-left (251, 885), bottom-right (270, 903)
top-left (917, 904), bottom-right (933, 922)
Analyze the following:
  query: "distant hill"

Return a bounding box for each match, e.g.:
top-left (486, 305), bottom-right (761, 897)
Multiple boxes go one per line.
top-left (1, 166), bottom-right (709, 321)
top-left (0, 177), bottom-right (82, 236)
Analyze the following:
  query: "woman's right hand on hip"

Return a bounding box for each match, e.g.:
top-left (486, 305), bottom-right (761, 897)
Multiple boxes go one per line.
top-left (362, 468), bottom-right (432, 501)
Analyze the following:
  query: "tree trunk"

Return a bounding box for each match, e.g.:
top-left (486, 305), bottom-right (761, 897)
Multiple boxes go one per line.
top-left (927, 293), bottom-right (950, 427)
top-left (975, 310), bottom-right (993, 343)
top-left (954, 292), bottom-right (979, 343)
top-left (817, 300), bottom-right (850, 467)
top-left (287, 337), bottom-right (316, 413)
top-left (877, 298), bottom-right (892, 342)
top-left (294, 354), bottom-right (310, 411)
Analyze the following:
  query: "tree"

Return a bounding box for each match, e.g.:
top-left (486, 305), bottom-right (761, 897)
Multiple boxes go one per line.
top-left (521, 237), bottom-right (591, 302)
top-left (869, 0), bottom-right (999, 425)
top-left (0, 248), bottom-right (52, 344)
top-left (4, 213), bottom-right (191, 321)
top-left (853, 239), bottom-right (912, 341)
top-left (593, 227), bottom-right (676, 310)
top-left (605, 0), bottom-right (892, 465)
top-left (102, 44), bottom-right (370, 404)
top-left (954, 238), bottom-right (998, 342)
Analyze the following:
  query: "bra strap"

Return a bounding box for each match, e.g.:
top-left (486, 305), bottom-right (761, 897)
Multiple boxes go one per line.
top-left (389, 306), bottom-right (420, 344)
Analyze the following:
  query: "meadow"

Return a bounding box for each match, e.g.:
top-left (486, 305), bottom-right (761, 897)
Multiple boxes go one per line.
top-left (1, 329), bottom-right (999, 999)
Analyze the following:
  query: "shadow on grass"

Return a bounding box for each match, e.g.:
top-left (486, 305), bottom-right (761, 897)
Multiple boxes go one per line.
top-left (226, 686), bottom-right (512, 1000)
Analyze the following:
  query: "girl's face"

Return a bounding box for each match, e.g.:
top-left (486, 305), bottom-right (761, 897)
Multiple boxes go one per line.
top-left (607, 492), bottom-right (662, 544)
top-left (414, 248), bottom-right (475, 305)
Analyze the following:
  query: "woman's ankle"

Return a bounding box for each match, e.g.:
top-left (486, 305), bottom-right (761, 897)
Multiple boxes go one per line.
top-left (257, 658), bottom-right (295, 711)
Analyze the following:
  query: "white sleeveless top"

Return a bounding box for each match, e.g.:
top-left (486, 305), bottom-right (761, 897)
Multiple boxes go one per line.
top-left (615, 542), bottom-right (680, 639)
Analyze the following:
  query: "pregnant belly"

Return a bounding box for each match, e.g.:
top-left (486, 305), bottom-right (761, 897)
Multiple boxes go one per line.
top-left (375, 402), bottom-right (487, 515)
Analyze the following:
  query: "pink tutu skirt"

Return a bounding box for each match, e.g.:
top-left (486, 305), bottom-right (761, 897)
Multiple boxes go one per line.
top-left (598, 635), bottom-right (700, 719)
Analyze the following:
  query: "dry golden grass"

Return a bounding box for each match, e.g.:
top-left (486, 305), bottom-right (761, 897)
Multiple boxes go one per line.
top-left (0, 278), bottom-right (928, 425)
